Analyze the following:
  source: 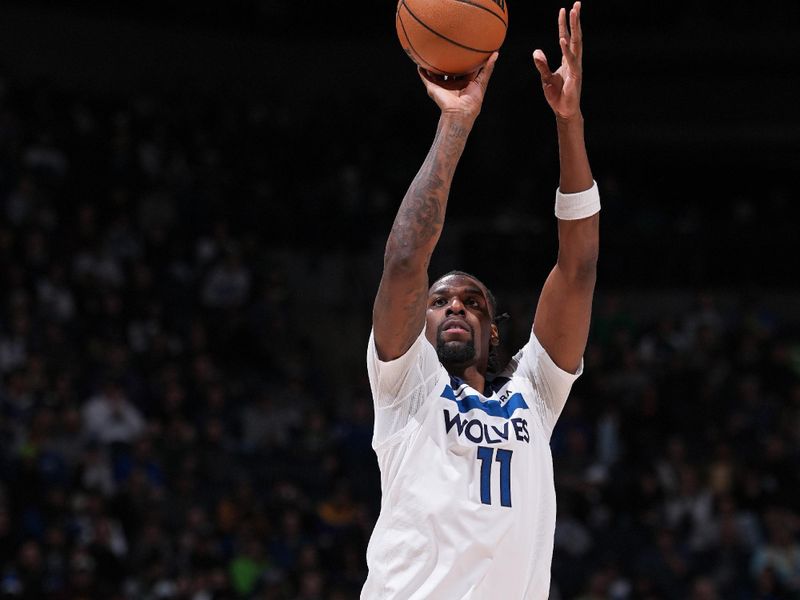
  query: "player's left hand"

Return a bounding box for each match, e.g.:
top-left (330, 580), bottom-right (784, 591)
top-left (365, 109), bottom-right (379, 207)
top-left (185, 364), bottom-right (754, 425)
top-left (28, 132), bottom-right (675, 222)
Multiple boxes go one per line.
top-left (533, 1), bottom-right (583, 121)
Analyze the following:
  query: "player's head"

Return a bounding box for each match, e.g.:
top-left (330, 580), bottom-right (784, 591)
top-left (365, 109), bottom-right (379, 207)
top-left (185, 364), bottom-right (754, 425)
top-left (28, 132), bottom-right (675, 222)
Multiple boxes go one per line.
top-left (425, 270), bottom-right (501, 375)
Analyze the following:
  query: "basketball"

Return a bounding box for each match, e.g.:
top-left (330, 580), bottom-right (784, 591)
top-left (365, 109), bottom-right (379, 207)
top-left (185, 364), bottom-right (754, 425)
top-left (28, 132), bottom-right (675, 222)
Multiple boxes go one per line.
top-left (396, 0), bottom-right (509, 77)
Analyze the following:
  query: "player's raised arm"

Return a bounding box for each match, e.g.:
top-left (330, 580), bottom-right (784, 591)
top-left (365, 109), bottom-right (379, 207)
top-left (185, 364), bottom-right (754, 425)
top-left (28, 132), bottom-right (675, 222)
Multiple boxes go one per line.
top-left (372, 55), bottom-right (498, 361)
top-left (531, 2), bottom-right (600, 374)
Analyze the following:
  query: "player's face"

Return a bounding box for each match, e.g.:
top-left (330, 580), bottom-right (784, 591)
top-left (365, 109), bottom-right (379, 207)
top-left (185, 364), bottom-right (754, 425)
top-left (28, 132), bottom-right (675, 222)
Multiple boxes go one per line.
top-left (425, 274), bottom-right (498, 371)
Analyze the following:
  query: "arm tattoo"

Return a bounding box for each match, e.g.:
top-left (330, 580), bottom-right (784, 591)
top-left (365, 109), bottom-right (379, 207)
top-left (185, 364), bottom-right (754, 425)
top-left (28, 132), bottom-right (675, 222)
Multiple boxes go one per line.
top-left (375, 117), bottom-right (472, 354)
top-left (388, 119), bottom-right (470, 255)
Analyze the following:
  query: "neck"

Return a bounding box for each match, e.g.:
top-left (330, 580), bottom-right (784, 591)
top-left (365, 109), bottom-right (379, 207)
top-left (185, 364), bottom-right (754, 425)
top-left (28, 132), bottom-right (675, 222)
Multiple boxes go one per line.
top-left (446, 364), bottom-right (487, 394)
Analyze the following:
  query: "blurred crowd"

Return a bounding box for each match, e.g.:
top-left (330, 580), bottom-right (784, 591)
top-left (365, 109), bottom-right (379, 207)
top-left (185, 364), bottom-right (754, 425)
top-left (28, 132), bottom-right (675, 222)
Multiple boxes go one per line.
top-left (1, 64), bottom-right (799, 600)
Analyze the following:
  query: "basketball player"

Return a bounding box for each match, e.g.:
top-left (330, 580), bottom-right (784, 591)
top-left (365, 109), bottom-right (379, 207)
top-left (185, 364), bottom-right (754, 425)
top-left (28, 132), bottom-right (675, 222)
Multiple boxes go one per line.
top-left (362, 3), bottom-right (599, 598)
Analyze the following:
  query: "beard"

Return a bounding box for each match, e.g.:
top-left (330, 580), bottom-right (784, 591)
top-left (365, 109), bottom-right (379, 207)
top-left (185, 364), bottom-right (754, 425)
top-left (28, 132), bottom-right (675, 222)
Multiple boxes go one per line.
top-left (436, 337), bottom-right (476, 367)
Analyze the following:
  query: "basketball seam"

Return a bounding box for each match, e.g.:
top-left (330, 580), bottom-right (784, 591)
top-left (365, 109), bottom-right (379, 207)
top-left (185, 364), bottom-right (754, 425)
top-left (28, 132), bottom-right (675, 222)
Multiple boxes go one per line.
top-left (400, 0), bottom-right (499, 54)
top-left (449, 0), bottom-right (507, 29)
top-left (397, 9), bottom-right (443, 73)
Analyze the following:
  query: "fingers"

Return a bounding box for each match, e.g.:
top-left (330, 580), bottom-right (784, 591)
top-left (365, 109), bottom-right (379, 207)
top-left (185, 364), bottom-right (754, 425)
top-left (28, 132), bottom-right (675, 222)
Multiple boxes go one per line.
top-left (473, 52), bottom-right (499, 93)
top-left (557, 7), bottom-right (568, 46)
top-left (571, 2), bottom-right (582, 45)
top-left (532, 49), bottom-right (552, 82)
top-left (557, 2), bottom-right (582, 75)
top-left (570, 2), bottom-right (583, 62)
top-left (559, 37), bottom-right (579, 77)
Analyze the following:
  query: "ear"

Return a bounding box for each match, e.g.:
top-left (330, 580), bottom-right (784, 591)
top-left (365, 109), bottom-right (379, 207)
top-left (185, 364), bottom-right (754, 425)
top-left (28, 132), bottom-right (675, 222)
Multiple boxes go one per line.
top-left (490, 323), bottom-right (500, 346)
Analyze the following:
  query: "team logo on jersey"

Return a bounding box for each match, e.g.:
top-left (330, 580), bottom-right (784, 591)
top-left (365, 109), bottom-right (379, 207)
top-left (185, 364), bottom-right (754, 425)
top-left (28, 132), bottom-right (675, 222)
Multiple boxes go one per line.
top-left (440, 384), bottom-right (530, 444)
top-left (443, 409), bottom-right (530, 444)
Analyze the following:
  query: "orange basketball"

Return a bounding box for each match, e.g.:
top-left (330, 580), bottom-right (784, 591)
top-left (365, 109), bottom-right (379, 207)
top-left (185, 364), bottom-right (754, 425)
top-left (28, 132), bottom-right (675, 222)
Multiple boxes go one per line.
top-left (396, 0), bottom-right (509, 77)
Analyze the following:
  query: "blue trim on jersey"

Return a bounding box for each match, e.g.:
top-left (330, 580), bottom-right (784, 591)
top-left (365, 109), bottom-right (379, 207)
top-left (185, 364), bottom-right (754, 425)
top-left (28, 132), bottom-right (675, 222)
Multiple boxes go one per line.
top-left (441, 384), bottom-right (529, 419)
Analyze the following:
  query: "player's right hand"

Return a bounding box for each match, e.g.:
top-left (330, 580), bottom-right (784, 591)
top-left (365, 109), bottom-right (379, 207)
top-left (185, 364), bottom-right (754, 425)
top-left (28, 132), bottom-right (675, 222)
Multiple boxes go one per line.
top-left (418, 52), bottom-right (499, 124)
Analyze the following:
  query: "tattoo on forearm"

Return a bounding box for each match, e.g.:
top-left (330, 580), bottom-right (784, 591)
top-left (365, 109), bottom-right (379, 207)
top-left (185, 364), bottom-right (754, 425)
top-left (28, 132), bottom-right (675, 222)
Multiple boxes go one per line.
top-left (375, 119), bottom-right (471, 351)
top-left (389, 121), bottom-right (469, 254)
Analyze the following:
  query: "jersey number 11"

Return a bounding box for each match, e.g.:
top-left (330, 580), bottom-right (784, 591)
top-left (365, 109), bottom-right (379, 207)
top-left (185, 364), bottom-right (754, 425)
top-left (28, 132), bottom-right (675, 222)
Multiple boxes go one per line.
top-left (476, 446), bottom-right (513, 507)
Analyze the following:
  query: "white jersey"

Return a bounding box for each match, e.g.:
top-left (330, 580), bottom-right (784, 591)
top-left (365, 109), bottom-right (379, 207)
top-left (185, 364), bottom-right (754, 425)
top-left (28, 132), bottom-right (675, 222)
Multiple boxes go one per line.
top-left (361, 327), bottom-right (582, 600)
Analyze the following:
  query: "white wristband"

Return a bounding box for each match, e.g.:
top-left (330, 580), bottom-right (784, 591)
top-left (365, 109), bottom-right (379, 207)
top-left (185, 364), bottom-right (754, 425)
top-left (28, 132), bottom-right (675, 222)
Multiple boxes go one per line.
top-left (555, 180), bottom-right (601, 220)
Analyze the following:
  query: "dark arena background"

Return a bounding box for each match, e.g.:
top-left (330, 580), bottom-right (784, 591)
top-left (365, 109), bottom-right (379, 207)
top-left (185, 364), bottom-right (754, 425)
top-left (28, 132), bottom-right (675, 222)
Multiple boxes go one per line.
top-left (1, 1), bottom-right (799, 598)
